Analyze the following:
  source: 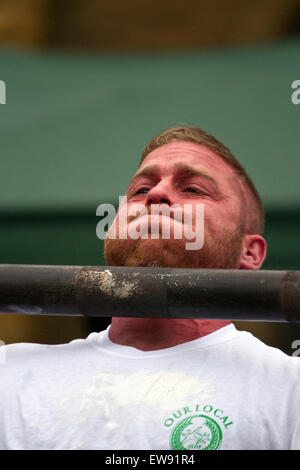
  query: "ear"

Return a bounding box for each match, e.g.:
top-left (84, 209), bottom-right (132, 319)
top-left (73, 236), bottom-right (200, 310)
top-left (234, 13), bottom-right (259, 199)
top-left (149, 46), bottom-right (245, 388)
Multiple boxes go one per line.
top-left (239, 234), bottom-right (267, 270)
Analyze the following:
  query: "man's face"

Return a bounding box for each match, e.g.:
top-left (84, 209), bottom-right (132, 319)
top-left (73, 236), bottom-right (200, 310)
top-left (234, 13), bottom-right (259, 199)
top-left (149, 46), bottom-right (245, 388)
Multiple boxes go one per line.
top-left (104, 140), bottom-right (245, 269)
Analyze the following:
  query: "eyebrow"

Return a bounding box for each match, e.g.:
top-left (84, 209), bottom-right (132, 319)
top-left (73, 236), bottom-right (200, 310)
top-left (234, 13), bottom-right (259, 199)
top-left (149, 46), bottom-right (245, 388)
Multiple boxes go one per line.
top-left (128, 162), bottom-right (220, 190)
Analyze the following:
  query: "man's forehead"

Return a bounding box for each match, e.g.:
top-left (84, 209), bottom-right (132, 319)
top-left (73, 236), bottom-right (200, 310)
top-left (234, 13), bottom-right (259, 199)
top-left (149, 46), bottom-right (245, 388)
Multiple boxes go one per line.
top-left (142, 140), bottom-right (219, 161)
top-left (130, 162), bottom-right (221, 190)
top-left (137, 140), bottom-right (237, 185)
top-left (140, 140), bottom-right (235, 175)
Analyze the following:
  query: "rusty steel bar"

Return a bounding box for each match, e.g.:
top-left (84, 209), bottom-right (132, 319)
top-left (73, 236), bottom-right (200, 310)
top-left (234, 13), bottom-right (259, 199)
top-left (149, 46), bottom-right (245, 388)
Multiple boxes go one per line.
top-left (0, 264), bottom-right (299, 322)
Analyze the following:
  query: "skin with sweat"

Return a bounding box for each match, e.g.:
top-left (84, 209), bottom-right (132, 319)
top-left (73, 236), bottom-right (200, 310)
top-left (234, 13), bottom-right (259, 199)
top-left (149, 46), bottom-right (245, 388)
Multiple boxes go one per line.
top-left (104, 141), bottom-right (267, 350)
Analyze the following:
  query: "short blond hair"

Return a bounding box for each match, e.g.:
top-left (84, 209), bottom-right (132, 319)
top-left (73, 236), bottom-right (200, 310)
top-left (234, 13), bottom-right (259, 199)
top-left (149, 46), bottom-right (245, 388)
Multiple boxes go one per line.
top-left (139, 126), bottom-right (265, 235)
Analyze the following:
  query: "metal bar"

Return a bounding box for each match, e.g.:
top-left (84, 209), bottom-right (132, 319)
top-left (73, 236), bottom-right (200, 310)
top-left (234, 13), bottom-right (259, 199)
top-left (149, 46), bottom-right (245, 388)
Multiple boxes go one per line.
top-left (0, 264), bottom-right (299, 322)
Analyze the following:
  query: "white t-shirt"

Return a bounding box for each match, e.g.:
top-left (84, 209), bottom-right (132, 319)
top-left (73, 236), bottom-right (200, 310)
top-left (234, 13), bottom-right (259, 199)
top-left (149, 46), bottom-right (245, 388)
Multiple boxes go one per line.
top-left (0, 323), bottom-right (299, 450)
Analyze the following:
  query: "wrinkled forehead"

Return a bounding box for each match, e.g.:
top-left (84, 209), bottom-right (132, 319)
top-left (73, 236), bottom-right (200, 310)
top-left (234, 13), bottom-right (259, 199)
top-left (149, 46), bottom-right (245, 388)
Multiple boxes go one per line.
top-left (139, 141), bottom-right (238, 187)
top-left (141, 141), bottom-right (227, 168)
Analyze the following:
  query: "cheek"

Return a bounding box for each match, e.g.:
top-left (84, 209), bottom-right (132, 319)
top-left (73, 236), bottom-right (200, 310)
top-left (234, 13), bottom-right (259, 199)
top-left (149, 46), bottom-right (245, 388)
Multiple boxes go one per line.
top-left (201, 203), bottom-right (241, 234)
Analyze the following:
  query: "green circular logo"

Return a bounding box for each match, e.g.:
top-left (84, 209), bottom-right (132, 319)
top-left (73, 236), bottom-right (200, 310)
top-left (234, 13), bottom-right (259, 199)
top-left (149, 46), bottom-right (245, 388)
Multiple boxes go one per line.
top-left (170, 414), bottom-right (222, 450)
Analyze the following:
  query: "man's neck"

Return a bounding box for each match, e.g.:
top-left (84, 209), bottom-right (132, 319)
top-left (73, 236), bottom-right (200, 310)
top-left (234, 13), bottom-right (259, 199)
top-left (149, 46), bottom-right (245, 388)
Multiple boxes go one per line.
top-left (108, 318), bottom-right (231, 351)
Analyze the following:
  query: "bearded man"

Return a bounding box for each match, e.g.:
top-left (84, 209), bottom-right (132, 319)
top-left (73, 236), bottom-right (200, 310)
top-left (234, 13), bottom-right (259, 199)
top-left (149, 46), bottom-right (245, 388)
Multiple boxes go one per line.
top-left (0, 126), bottom-right (299, 450)
top-left (105, 126), bottom-right (266, 350)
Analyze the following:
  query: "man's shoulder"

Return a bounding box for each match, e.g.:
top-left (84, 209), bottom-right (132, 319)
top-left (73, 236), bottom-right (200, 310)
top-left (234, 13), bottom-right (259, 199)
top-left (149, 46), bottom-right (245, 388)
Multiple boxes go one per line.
top-left (230, 327), bottom-right (300, 378)
top-left (1, 334), bottom-right (95, 371)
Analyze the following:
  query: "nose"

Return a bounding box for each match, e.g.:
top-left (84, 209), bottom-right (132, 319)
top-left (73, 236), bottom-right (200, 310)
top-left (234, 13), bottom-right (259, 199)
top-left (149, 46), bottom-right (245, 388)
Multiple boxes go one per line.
top-left (145, 179), bottom-right (173, 206)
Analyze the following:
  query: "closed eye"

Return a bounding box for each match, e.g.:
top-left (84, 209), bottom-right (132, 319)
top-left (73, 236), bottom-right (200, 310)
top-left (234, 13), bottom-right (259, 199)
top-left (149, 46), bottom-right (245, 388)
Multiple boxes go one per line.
top-left (133, 187), bottom-right (208, 196)
top-left (183, 187), bottom-right (208, 195)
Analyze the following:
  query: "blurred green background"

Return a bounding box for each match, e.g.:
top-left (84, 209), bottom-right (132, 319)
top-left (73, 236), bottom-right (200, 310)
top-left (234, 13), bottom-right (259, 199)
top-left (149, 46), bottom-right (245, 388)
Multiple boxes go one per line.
top-left (0, 0), bottom-right (299, 355)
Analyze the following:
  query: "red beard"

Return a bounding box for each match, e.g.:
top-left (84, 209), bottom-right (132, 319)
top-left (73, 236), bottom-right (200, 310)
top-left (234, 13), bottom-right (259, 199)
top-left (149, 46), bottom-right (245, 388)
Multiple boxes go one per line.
top-left (104, 225), bottom-right (244, 270)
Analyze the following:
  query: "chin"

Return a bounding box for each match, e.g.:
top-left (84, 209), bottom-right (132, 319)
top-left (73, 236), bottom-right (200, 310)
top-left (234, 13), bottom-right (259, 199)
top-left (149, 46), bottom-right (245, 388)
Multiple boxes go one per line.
top-left (105, 238), bottom-right (201, 269)
top-left (105, 237), bottom-right (180, 267)
top-left (104, 231), bottom-right (243, 269)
